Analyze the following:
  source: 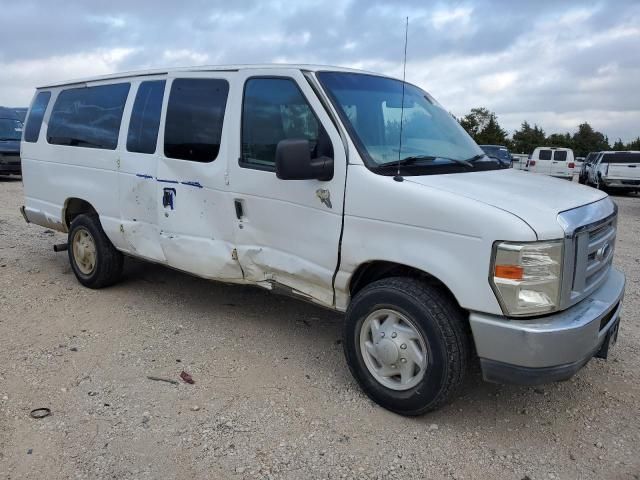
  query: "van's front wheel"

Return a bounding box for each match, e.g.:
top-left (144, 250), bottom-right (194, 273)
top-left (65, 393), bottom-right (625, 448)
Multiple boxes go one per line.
top-left (68, 214), bottom-right (123, 288)
top-left (344, 277), bottom-right (470, 416)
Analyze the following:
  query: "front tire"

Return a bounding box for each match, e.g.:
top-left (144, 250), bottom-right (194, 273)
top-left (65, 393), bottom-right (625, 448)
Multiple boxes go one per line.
top-left (344, 277), bottom-right (470, 416)
top-left (68, 214), bottom-right (123, 288)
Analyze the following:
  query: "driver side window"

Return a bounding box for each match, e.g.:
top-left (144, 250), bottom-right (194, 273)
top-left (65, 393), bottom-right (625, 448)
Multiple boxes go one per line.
top-left (240, 77), bottom-right (330, 170)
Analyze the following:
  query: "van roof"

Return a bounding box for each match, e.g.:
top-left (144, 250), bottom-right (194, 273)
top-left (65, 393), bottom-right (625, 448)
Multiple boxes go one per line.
top-left (534, 146), bottom-right (573, 151)
top-left (36, 64), bottom-right (389, 89)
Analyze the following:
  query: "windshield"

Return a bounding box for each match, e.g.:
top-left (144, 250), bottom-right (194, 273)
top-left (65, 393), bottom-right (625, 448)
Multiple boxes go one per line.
top-left (0, 118), bottom-right (23, 141)
top-left (480, 145), bottom-right (510, 161)
top-left (317, 72), bottom-right (494, 174)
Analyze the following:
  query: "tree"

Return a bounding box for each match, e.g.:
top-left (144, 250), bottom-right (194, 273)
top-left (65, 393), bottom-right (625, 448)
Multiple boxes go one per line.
top-left (626, 137), bottom-right (640, 150)
top-left (459, 107), bottom-right (508, 145)
top-left (546, 133), bottom-right (573, 149)
top-left (612, 138), bottom-right (625, 150)
top-left (571, 122), bottom-right (610, 157)
top-left (511, 121), bottom-right (546, 154)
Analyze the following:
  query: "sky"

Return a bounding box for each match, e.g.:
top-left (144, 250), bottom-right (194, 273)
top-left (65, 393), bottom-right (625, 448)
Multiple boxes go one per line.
top-left (1, 0), bottom-right (639, 142)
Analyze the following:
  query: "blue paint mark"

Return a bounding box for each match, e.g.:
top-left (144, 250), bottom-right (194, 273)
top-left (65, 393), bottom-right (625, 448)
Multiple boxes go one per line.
top-left (136, 173), bottom-right (153, 179)
top-left (181, 181), bottom-right (203, 189)
top-left (156, 178), bottom-right (179, 184)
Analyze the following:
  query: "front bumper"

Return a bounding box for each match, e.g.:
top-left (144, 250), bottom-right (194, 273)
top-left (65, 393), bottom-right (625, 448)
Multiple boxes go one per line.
top-left (0, 163), bottom-right (21, 175)
top-left (0, 154), bottom-right (22, 175)
top-left (470, 267), bottom-right (625, 385)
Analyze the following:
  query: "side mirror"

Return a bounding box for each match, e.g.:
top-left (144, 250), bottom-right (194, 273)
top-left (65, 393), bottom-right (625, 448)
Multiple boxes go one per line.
top-left (275, 139), bottom-right (333, 181)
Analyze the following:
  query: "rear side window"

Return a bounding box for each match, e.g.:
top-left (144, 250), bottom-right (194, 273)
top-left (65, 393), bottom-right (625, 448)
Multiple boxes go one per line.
top-left (241, 77), bottom-right (326, 169)
top-left (127, 80), bottom-right (166, 154)
top-left (538, 149), bottom-right (552, 160)
top-left (553, 150), bottom-right (567, 161)
top-left (164, 78), bottom-right (229, 162)
top-left (24, 91), bottom-right (51, 142)
top-left (47, 83), bottom-right (130, 149)
top-left (601, 153), bottom-right (640, 164)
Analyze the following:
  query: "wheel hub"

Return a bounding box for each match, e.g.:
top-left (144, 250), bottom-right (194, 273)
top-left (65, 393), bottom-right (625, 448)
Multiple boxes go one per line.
top-left (375, 338), bottom-right (399, 365)
top-left (72, 228), bottom-right (97, 275)
top-left (359, 308), bottom-right (428, 391)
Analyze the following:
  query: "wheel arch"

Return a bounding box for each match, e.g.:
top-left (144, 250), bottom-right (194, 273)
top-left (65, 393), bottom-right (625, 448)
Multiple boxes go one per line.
top-left (63, 197), bottom-right (98, 231)
top-left (348, 261), bottom-right (462, 308)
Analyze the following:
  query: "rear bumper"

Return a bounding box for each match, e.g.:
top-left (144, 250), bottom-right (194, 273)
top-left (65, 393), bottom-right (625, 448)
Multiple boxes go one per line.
top-left (470, 267), bottom-right (625, 385)
top-left (603, 178), bottom-right (640, 189)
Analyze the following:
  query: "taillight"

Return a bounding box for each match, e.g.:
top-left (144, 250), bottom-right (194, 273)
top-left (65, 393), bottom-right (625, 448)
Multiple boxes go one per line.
top-left (530, 160), bottom-right (536, 166)
top-left (568, 162), bottom-right (575, 169)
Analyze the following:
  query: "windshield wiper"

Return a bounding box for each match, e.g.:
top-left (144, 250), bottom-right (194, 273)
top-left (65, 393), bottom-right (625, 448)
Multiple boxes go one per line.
top-left (466, 154), bottom-right (488, 163)
top-left (377, 154), bottom-right (481, 169)
top-left (0, 137), bottom-right (19, 141)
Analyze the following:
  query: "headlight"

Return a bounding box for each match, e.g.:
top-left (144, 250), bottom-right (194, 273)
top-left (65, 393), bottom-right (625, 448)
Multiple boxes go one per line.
top-left (490, 240), bottom-right (563, 317)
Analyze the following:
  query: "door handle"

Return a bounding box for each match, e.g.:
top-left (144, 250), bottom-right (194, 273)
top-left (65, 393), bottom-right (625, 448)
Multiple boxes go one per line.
top-left (162, 188), bottom-right (176, 210)
top-left (234, 199), bottom-right (244, 219)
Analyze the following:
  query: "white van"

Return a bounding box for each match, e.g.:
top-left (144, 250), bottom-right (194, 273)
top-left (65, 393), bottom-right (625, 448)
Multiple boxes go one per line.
top-left (20, 65), bottom-right (625, 415)
top-left (587, 151), bottom-right (640, 193)
top-left (526, 147), bottom-right (575, 179)
top-left (510, 153), bottom-right (529, 170)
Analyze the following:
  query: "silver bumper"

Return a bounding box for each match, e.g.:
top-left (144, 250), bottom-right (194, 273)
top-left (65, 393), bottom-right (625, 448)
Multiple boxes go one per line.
top-left (470, 267), bottom-right (625, 383)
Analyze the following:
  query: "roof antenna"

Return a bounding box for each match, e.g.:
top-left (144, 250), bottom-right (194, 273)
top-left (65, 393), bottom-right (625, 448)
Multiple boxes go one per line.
top-left (394, 16), bottom-right (409, 183)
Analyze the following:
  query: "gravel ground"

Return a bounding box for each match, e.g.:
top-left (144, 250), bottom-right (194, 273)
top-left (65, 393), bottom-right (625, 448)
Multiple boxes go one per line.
top-left (1, 177), bottom-right (639, 480)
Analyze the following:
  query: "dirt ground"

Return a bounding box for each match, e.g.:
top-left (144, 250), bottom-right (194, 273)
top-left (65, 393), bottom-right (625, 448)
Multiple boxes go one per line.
top-left (1, 176), bottom-right (639, 480)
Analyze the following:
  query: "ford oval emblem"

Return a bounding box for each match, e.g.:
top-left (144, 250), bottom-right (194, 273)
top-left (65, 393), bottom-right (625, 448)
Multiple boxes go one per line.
top-left (596, 243), bottom-right (611, 262)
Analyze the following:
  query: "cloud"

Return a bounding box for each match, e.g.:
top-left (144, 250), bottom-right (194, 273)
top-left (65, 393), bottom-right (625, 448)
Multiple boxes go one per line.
top-left (0, 0), bottom-right (638, 141)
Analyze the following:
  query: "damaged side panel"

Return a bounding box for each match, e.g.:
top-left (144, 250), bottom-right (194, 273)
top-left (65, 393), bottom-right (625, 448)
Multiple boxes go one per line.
top-left (235, 246), bottom-right (335, 307)
top-left (159, 233), bottom-right (242, 280)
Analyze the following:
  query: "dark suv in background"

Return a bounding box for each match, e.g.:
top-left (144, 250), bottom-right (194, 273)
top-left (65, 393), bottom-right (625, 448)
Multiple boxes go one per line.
top-left (0, 107), bottom-right (23, 176)
top-left (479, 145), bottom-right (512, 168)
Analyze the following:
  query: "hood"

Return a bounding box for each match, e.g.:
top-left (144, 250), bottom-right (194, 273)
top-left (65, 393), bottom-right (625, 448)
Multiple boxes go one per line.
top-left (405, 169), bottom-right (607, 239)
top-left (0, 139), bottom-right (20, 154)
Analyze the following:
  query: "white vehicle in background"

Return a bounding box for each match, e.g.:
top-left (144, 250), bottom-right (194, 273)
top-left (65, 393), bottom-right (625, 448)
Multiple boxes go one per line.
top-left (525, 147), bottom-right (575, 179)
top-left (510, 153), bottom-right (529, 170)
top-left (20, 64), bottom-right (625, 416)
top-left (587, 151), bottom-right (640, 193)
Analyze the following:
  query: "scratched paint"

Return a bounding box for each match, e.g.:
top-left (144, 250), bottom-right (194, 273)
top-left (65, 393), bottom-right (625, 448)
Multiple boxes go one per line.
top-left (181, 181), bottom-right (203, 189)
top-left (135, 175), bottom-right (203, 189)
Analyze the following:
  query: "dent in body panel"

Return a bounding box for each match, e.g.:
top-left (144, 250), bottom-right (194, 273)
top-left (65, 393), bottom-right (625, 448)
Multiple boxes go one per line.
top-left (236, 244), bottom-right (335, 307)
top-left (119, 221), bottom-right (166, 261)
top-left (158, 232), bottom-right (242, 280)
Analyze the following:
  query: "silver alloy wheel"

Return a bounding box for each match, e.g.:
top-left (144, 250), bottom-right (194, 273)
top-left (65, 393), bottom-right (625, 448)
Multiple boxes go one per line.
top-left (72, 228), bottom-right (97, 275)
top-left (359, 309), bottom-right (428, 391)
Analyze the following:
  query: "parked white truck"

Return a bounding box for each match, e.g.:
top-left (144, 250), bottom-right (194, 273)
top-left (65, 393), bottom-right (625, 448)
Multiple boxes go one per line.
top-left (20, 65), bottom-right (625, 415)
top-left (586, 151), bottom-right (640, 193)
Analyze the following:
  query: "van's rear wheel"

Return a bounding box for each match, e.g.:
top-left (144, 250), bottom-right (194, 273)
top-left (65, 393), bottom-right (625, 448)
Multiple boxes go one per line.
top-left (344, 277), bottom-right (470, 416)
top-left (68, 214), bottom-right (123, 288)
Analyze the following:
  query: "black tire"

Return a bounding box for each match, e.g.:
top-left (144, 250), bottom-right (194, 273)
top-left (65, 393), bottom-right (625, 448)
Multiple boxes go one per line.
top-left (344, 277), bottom-right (470, 416)
top-left (68, 214), bottom-right (123, 288)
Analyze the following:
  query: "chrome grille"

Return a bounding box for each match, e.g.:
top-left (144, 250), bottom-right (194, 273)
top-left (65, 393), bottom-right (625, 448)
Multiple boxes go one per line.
top-left (557, 198), bottom-right (617, 309)
top-left (573, 216), bottom-right (616, 294)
